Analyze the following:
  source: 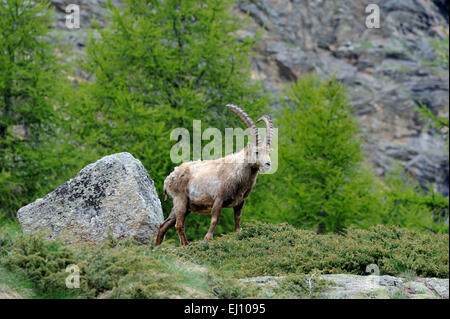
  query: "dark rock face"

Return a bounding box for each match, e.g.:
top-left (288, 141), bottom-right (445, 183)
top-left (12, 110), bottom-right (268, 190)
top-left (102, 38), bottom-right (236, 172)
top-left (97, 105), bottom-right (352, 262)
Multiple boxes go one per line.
top-left (49, 0), bottom-right (449, 195)
top-left (17, 153), bottom-right (164, 243)
top-left (234, 0), bottom-right (449, 196)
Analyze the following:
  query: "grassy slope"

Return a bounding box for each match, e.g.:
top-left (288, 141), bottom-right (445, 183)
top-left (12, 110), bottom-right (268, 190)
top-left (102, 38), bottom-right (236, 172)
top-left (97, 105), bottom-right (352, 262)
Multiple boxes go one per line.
top-left (172, 222), bottom-right (449, 278)
top-left (0, 267), bottom-right (36, 298)
top-left (0, 221), bottom-right (448, 299)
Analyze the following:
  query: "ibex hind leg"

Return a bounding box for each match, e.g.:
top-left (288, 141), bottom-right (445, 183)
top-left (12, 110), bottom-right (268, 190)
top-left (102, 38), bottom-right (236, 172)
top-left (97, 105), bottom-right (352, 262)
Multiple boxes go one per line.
top-left (173, 196), bottom-right (190, 246)
top-left (233, 201), bottom-right (244, 232)
top-left (204, 199), bottom-right (223, 241)
top-left (155, 209), bottom-right (176, 246)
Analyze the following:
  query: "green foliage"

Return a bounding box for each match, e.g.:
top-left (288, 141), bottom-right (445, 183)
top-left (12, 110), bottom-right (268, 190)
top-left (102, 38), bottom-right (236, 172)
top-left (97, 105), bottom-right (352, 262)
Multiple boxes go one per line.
top-left (430, 28), bottom-right (449, 69)
top-left (175, 222), bottom-right (449, 279)
top-left (247, 75), bottom-right (382, 233)
top-left (271, 274), bottom-right (332, 299)
top-left (0, 0), bottom-right (91, 220)
top-left (0, 0), bottom-right (56, 217)
top-left (0, 228), bottom-right (78, 297)
top-left (247, 75), bottom-right (447, 234)
top-left (71, 0), bottom-right (270, 240)
top-left (415, 102), bottom-right (449, 147)
top-left (380, 166), bottom-right (449, 233)
top-left (0, 267), bottom-right (36, 298)
top-left (417, 29), bottom-right (449, 147)
top-left (75, 241), bottom-right (205, 298)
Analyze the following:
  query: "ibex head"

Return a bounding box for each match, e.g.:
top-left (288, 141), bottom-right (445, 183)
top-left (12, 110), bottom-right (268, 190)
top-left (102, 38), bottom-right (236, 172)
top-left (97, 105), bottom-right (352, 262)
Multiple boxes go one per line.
top-left (226, 104), bottom-right (274, 173)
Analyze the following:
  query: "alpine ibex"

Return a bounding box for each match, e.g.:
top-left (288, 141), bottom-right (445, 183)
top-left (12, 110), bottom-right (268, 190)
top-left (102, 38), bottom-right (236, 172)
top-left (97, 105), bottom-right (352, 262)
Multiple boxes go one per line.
top-left (155, 104), bottom-right (274, 246)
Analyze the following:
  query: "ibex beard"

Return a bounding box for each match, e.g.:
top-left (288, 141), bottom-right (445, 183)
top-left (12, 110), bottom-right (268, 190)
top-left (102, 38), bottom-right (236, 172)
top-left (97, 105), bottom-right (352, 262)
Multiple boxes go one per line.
top-left (155, 104), bottom-right (274, 246)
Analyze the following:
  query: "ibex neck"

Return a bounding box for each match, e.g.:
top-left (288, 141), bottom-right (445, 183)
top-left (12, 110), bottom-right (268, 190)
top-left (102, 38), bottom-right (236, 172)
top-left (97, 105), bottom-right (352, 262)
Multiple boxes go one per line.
top-left (223, 146), bottom-right (257, 171)
top-left (223, 146), bottom-right (247, 163)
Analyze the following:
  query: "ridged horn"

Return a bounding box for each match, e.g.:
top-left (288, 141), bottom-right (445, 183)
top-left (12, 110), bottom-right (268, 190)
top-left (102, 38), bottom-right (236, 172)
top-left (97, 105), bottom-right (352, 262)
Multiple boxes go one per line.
top-left (256, 114), bottom-right (274, 147)
top-left (226, 104), bottom-right (260, 145)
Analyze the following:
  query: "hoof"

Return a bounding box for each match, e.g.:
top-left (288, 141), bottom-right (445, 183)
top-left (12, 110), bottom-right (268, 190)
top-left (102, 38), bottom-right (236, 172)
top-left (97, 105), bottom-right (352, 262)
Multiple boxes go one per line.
top-left (204, 233), bottom-right (213, 241)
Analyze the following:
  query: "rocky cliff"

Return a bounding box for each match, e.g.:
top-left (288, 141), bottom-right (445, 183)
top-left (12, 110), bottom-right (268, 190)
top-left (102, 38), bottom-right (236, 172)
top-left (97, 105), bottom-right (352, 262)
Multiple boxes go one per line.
top-left (49, 0), bottom-right (449, 195)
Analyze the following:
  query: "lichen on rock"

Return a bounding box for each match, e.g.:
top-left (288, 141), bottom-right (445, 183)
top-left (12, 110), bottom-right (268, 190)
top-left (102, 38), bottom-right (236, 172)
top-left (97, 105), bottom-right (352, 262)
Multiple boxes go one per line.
top-left (17, 152), bottom-right (164, 244)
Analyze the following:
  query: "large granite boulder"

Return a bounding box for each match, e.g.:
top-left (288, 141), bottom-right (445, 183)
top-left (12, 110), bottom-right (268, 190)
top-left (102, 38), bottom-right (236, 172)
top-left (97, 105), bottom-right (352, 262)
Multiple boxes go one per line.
top-left (17, 152), bottom-right (164, 244)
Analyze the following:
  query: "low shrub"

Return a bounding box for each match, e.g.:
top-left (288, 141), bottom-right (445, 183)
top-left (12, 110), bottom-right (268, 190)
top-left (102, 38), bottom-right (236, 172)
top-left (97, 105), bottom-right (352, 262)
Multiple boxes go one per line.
top-left (271, 274), bottom-right (332, 299)
top-left (175, 222), bottom-right (449, 278)
top-left (1, 221), bottom-right (447, 299)
top-left (0, 226), bottom-right (256, 298)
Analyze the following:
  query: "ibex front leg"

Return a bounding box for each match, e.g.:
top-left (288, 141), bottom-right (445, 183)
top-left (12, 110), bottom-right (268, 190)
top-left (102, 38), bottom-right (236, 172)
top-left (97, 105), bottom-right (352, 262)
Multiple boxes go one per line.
top-left (204, 198), bottom-right (223, 241)
top-left (233, 201), bottom-right (244, 232)
top-left (155, 209), bottom-right (176, 246)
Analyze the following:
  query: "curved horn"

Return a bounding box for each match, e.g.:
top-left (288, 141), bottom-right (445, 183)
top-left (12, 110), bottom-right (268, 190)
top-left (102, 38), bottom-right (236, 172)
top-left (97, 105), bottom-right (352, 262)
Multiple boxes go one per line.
top-left (256, 114), bottom-right (274, 146)
top-left (226, 104), bottom-right (260, 145)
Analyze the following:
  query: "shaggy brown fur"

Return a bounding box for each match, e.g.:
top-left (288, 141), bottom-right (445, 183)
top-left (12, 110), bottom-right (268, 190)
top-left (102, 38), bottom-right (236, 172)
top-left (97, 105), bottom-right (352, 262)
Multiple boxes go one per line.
top-left (155, 105), bottom-right (273, 246)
